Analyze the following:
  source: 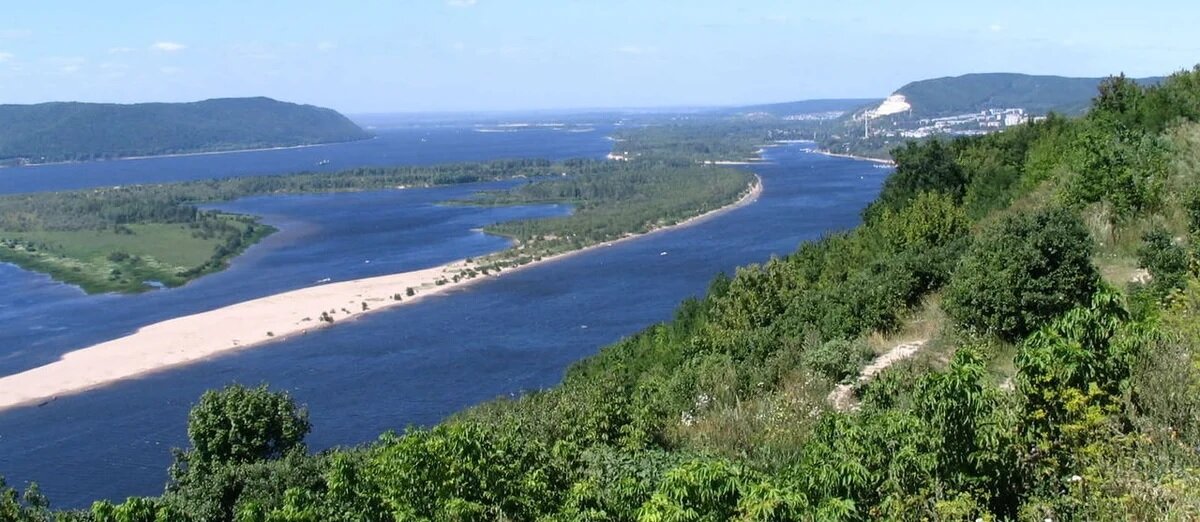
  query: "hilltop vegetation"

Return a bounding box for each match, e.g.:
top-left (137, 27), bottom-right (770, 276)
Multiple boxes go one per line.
top-left (817, 72), bottom-right (1166, 161)
top-left (892, 73), bottom-right (1161, 118)
top-left (9, 66), bottom-right (1200, 520)
top-left (0, 97), bottom-right (370, 165)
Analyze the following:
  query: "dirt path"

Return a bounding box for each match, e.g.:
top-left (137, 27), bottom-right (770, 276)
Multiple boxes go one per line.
top-left (828, 340), bottom-right (926, 411)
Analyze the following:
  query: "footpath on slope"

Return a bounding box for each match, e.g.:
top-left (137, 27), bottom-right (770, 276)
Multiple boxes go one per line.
top-left (827, 340), bottom-right (927, 411)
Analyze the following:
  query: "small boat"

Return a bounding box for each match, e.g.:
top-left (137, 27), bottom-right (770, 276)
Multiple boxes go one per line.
top-left (660, 251), bottom-right (668, 256)
top-left (316, 277), bottom-right (332, 284)
top-left (317, 159), bottom-right (331, 166)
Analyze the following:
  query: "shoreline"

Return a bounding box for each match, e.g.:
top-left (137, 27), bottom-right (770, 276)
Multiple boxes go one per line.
top-left (0, 176), bottom-right (761, 412)
top-left (0, 136), bottom-right (376, 169)
top-left (811, 149), bottom-right (895, 165)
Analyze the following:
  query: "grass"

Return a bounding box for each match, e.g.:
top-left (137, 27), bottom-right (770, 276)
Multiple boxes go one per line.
top-left (0, 216), bottom-right (273, 293)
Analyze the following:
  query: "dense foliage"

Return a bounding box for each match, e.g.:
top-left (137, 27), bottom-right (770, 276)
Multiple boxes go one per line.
top-left (944, 207), bottom-right (1099, 342)
top-left (0, 97), bottom-right (370, 165)
top-left (10, 66), bottom-right (1200, 520)
top-left (894, 73), bottom-right (1160, 118)
top-left (476, 162), bottom-right (754, 256)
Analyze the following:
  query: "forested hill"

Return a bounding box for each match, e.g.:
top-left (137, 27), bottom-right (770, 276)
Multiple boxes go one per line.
top-left (883, 72), bottom-right (1163, 117)
top-left (0, 97), bottom-right (371, 164)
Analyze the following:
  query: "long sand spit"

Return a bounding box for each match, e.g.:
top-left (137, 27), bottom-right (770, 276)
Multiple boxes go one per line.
top-left (0, 177), bottom-right (761, 412)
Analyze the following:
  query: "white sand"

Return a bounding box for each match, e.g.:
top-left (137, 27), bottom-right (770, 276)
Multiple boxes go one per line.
top-left (0, 178), bottom-right (761, 411)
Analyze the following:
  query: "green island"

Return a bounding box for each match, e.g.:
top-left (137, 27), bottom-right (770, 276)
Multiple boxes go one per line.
top-left (0, 158), bottom-right (754, 293)
top-left (0, 97), bottom-right (370, 165)
top-left (9, 66), bottom-right (1200, 520)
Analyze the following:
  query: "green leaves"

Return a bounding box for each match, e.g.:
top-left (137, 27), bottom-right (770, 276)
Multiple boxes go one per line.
top-left (183, 384), bottom-right (311, 468)
top-left (1015, 288), bottom-right (1143, 486)
top-left (945, 207), bottom-right (1099, 342)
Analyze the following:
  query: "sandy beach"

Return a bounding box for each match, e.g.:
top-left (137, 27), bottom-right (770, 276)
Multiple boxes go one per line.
top-left (813, 150), bottom-right (896, 165)
top-left (0, 177), bottom-right (761, 412)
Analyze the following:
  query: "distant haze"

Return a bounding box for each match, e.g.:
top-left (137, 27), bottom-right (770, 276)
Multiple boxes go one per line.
top-left (0, 0), bottom-right (1196, 113)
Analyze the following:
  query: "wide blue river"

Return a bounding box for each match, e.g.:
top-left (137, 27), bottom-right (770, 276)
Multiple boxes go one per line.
top-left (0, 124), bottom-right (888, 507)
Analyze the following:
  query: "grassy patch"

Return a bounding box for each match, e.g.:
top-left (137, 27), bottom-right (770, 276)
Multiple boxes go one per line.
top-left (0, 216), bottom-right (273, 293)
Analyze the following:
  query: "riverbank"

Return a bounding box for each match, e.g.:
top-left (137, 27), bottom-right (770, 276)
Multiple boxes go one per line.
top-left (0, 177), bottom-right (761, 412)
top-left (812, 149), bottom-right (895, 165)
top-left (0, 136), bottom-right (375, 169)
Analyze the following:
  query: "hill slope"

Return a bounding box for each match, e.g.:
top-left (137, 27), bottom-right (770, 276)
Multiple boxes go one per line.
top-left (0, 97), bottom-right (371, 164)
top-left (874, 72), bottom-right (1162, 118)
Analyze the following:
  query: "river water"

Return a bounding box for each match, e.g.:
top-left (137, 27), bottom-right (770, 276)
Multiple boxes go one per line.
top-left (0, 123), bottom-right (888, 507)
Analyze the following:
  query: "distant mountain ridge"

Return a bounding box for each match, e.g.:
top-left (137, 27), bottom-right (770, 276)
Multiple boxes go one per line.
top-left (871, 72), bottom-right (1164, 118)
top-left (0, 97), bottom-right (371, 165)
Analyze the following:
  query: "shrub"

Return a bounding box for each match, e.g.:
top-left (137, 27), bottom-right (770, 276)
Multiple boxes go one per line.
top-left (1137, 227), bottom-right (1189, 297)
top-left (182, 384), bottom-right (310, 468)
top-left (945, 207), bottom-right (1099, 342)
top-left (802, 339), bottom-right (874, 383)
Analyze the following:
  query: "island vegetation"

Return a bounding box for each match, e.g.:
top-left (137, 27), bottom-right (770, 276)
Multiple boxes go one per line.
top-left (0, 97), bottom-right (370, 166)
top-left (0, 157), bottom-right (754, 294)
top-left (465, 161), bottom-right (754, 268)
top-left (0, 159), bottom-right (558, 293)
top-left (8, 65), bottom-right (1200, 520)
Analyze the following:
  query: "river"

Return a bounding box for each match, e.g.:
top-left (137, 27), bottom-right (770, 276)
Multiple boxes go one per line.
top-left (0, 123), bottom-right (888, 507)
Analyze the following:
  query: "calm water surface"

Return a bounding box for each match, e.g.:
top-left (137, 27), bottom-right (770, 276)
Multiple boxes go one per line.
top-left (0, 130), bottom-right (888, 507)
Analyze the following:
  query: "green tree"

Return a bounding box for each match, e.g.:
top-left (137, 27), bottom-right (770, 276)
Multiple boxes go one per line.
top-left (945, 207), bottom-right (1099, 341)
top-left (182, 384), bottom-right (311, 468)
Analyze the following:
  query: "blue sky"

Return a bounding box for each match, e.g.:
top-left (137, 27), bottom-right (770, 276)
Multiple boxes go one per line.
top-left (0, 1), bottom-right (1196, 113)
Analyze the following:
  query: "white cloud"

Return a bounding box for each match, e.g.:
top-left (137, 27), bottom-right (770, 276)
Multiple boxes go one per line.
top-left (159, 66), bottom-right (182, 74)
top-left (317, 41), bottom-right (337, 51)
top-left (989, 24), bottom-right (1004, 32)
top-left (151, 41), bottom-right (186, 52)
top-left (0, 52), bottom-right (12, 62)
top-left (108, 47), bottom-right (135, 54)
top-left (60, 64), bottom-right (80, 74)
top-left (447, 0), bottom-right (477, 7)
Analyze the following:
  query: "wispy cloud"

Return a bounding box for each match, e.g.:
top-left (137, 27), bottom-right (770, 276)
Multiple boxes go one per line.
top-left (49, 56), bottom-right (85, 74)
top-left (151, 41), bottom-right (186, 52)
top-left (0, 52), bottom-right (12, 62)
top-left (108, 46), bottom-right (135, 54)
top-left (160, 66), bottom-right (182, 75)
top-left (0, 29), bottom-right (31, 39)
top-left (989, 24), bottom-right (1004, 32)
top-left (447, 0), bottom-right (477, 7)
top-left (317, 41), bottom-right (337, 51)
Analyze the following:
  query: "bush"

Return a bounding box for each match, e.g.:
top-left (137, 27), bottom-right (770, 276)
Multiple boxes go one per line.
top-left (1137, 227), bottom-right (1189, 297)
top-left (945, 207), bottom-right (1099, 342)
top-left (802, 339), bottom-right (874, 383)
top-left (182, 384), bottom-right (311, 468)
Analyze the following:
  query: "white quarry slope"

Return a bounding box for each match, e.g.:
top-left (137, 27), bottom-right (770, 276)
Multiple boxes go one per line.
top-left (865, 94), bottom-right (911, 119)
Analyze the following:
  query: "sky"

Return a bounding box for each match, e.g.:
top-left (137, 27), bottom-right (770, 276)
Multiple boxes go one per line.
top-left (0, 1), bottom-right (1197, 114)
